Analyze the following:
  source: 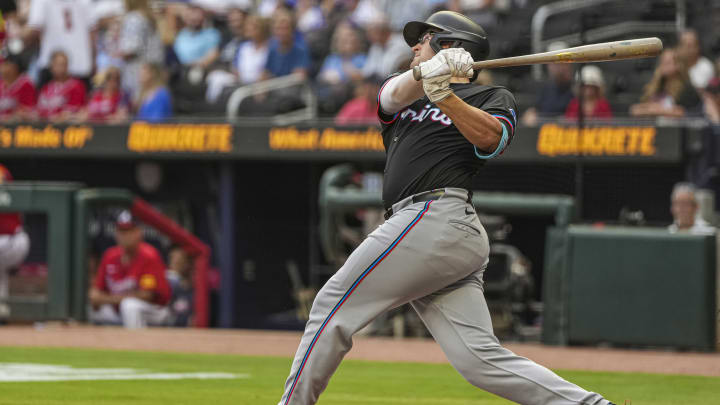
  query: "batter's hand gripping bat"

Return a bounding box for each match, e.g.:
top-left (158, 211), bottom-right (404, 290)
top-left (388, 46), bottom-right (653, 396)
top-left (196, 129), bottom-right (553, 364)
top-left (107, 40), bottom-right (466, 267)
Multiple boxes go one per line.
top-left (412, 37), bottom-right (663, 80)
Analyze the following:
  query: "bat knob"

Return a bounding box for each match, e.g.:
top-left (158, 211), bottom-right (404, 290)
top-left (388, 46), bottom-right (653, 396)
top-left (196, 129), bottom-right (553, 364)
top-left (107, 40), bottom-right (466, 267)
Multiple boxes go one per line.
top-left (412, 66), bottom-right (422, 81)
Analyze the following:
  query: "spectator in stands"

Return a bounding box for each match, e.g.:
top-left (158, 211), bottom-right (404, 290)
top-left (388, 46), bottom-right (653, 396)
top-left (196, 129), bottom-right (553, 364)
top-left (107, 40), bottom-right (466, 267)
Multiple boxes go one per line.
top-left (335, 74), bottom-right (381, 125)
top-left (166, 246), bottom-right (193, 327)
top-left (362, 16), bottom-right (412, 79)
top-left (95, 10), bottom-right (125, 74)
top-left (89, 210), bottom-right (172, 328)
top-left (135, 62), bottom-right (172, 121)
top-left (235, 14), bottom-right (271, 85)
top-left (76, 66), bottom-right (130, 123)
top-left (118, 0), bottom-right (165, 100)
top-left (317, 20), bottom-right (365, 84)
top-left (446, 0), bottom-right (497, 29)
top-left (218, 6), bottom-right (249, 67)
top-left (36, 51), bottom-right (87, 122)
top-left (296, 0), bottom-right (325, 33)
top-left (316, 20), bottom-right (365, 114)
top-left (668, 182), bottom-right (715, 234)
top-left (262, 8), bottom-right (310, 80)
top-left (630, 48), bottom-right (701, 118)
top-left (173, 3), bottom-right (221, 70)
top-left (677, 29), bottom-right (715, 89)
top-left (703, 77), bottom-right (720, 124)
top-left (0, 164), bottom-right (30, 323)
top-left (24, 0), bottom-right (96, 87)
top-left (203, 7), bottom-right (257, 104)
top-left (0, 52), bottom-right (36, 121)
top-left (521, 41), bottom-right (573, 125)
top-left (565, 65), bottom-right (612, 120)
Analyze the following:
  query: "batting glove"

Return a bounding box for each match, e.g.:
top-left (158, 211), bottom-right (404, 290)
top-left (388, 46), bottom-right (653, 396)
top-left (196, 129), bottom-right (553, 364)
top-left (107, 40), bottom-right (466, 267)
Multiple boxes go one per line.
top-left (423, 72), bottom-right (452, 103)
top-left (439, 48), bottom-right (474, 79)
top-left (418, 51), bottom-right (451, 79)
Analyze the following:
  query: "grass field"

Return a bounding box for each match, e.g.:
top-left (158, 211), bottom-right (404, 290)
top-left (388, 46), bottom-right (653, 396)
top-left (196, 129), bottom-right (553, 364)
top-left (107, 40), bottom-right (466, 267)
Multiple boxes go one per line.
top-left (0, 347), bottom-right (719, 404)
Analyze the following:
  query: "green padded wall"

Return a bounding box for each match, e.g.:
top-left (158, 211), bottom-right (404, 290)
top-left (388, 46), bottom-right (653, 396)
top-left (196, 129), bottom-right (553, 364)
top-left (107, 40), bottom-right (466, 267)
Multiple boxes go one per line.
top-left (544, 226), bottom-right (717, 351)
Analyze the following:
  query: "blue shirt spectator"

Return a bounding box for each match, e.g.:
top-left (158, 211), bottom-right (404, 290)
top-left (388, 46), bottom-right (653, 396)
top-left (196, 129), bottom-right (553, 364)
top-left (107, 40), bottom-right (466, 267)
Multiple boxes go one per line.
top-left (173, 5), bottom-right (221, 67)
top-left (174, 28), bottom-right (221, 65)
top-left (319, 54), bottom-right (366, 83)
top-left (137, 87), bottom-right (172, 122)
top-left (264, 38), bottom-right (311, 78)
top-left (262, 8), bottom-right (310, 79)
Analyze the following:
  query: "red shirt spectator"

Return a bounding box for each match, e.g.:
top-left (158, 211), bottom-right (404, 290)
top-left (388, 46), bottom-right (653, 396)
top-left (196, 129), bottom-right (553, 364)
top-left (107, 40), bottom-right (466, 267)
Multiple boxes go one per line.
top-left (93, 242), bottom-right (171, 306)
top-left (77, 66), bottom-right (129, 123)
top-left (37, 78), bottom-right (86, 119)
top-left (564, 97), bottom-right (613, 119)
top-left (86, 89), bottom-right (128, 121)
top-left (564, 65), bottom-right (613, 120)
top-left (335, 77), bottom-right (382, 125)
top-left (36, 51), bottom-right (86, 120)
top-left (0, 74), bottom-right (36, 119)
top-left (0, 164), bottom-right (21, 235)
top-left (0, 53), bottom-right (37, 120)
top-left (336, 98), bottom-right (377, 125)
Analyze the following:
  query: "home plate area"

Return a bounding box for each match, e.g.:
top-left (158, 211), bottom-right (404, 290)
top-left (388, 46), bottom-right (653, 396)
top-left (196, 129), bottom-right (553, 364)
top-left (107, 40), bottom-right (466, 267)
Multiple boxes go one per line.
top-left (0, 363), bottom-right (248, 382)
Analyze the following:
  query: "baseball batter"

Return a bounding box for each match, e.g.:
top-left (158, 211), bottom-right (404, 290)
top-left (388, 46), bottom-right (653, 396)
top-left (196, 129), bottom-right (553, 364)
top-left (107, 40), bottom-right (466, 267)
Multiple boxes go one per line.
top-left (278, 11), bottom-right (616, 405)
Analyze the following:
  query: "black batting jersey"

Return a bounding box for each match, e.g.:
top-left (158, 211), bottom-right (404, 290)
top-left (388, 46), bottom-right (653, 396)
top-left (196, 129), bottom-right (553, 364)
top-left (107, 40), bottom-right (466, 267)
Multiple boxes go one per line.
top-left (377, 75), bottom-right (518, 209)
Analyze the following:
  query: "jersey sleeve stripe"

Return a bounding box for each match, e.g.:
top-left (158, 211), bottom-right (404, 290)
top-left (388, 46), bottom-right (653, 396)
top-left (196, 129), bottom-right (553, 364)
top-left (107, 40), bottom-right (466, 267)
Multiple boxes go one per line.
top-left (473, 121), bottom-right (509, 160)
top-left (376, 79), bottom-right (399, 124)
top-left (492, 114), bottom-right (514, 134)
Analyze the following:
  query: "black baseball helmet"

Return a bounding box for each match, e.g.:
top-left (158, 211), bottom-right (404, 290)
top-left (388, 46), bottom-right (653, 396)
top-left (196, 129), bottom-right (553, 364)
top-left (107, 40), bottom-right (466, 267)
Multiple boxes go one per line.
top-left (403, 11), bottom-right (490, 62)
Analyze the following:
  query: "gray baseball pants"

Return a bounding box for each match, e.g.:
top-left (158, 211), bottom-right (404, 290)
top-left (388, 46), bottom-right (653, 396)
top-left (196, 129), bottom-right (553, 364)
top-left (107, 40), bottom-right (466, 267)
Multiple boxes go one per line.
top-left (279, 188), bottom-right (610, 405)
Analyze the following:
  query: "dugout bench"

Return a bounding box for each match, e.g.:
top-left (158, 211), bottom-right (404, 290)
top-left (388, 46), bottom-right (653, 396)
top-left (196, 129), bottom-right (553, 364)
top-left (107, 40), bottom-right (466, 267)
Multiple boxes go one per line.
top-left (0, 182), bottom-right (211, 327)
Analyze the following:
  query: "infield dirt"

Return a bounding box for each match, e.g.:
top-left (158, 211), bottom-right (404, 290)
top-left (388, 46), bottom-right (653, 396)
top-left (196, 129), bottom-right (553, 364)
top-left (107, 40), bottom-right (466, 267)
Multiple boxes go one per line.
top-left (0, 325), bottom-right (718, 377)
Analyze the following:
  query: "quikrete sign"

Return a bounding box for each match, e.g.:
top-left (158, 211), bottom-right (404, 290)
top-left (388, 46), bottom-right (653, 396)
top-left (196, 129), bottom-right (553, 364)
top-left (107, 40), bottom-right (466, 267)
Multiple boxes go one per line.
top-left (536, 124), bottom-right (657, 157)
top-left (127, 122), bottom-right (233, 153)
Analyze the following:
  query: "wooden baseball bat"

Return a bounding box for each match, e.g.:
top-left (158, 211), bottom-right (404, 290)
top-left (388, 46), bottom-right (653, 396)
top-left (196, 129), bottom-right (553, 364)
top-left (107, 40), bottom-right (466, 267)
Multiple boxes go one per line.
top-left (412, 37), bottom-right (663, 80)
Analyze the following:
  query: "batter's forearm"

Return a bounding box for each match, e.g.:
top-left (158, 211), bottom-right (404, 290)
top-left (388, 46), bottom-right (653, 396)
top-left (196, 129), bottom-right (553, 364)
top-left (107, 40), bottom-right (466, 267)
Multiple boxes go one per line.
top-left (437, 93), bottom-right (502, 151)
top-left (379, 70), bottom-right (426, 114)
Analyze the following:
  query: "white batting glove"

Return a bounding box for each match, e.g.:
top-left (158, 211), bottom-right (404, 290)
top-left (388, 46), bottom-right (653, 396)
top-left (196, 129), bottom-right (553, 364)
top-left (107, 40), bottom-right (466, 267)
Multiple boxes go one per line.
top-left (418, 51), bottom-right (451, 79)
top-left (439, 48), bottom-right (474, 79)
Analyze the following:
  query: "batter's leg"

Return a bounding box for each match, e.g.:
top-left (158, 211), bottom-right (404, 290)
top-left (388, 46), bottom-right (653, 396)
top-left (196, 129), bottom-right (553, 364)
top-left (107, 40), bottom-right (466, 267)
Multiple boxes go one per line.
top-left (411, 271), bottom-right (612, 405)
top-left (278, 200), bottom-right (487, 405)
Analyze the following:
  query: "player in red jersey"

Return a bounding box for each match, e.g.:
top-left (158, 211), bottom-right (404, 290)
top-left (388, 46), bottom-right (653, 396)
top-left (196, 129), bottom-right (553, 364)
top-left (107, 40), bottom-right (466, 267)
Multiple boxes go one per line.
top-left (0, 53), bottom-right (37, 121)
top-left (89, 210), bottom-right (171, 328)
top-left (36, 51), bottom-right (86, 121)
top-left (0, 164), bottom-right (30, 322)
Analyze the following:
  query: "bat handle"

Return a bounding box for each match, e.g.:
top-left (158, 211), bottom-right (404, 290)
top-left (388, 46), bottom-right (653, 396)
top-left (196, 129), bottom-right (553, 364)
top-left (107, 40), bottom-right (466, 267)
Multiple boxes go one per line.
top-left (412, 66), bottom-right (422, 81)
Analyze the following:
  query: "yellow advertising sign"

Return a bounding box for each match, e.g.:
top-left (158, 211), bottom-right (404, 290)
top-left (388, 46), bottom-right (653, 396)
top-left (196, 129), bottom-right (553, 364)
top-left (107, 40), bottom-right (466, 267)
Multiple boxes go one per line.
top-left (0, 125), bottom-right (93, 149)
top-left (537, 124), bottom-right (657, 157)
top-left (269, 127), bottom-right (384, 152)
top-left (127, 122), bottom-right (233, 153)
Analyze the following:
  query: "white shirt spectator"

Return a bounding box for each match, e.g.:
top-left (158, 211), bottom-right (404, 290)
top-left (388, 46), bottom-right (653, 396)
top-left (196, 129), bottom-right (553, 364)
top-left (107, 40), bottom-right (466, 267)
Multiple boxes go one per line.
top-left (668, 217), bottom-right (716, 235)
top-left (688, 56), bottom-right (715, 89)
top-left (363, 33), bottom-right (412, 78)
top-left (297, 4), bottom-right (324, 33)
top-left (235, 41), bottom-right (269, 84)
top-left (27, 0), bottom-right (97, 77)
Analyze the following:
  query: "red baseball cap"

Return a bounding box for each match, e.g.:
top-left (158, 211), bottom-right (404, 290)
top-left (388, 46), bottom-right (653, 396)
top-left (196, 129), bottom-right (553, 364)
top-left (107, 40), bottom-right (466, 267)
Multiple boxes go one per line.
top-left (116, 210), bottom-right (138, 230)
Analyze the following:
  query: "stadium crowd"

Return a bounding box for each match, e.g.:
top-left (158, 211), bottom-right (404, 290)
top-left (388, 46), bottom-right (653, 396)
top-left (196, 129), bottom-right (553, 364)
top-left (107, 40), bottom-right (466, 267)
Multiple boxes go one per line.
top-left (0, 0), bottom-right (717, 124)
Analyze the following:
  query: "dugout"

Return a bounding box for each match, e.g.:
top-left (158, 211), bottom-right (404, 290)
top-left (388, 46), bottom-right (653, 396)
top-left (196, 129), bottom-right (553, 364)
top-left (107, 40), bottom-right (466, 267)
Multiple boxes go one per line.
top-left (0, 182), bottom-right (211, 326)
